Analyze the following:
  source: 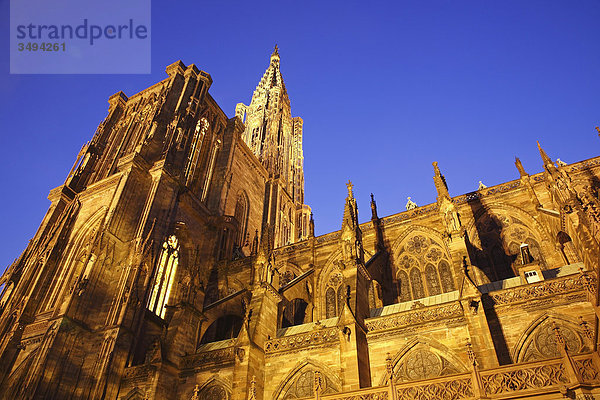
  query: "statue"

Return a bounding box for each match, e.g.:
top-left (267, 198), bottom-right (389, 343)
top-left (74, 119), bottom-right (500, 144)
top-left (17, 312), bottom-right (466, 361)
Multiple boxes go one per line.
top-left (445, 209), bottom-right (461, 231)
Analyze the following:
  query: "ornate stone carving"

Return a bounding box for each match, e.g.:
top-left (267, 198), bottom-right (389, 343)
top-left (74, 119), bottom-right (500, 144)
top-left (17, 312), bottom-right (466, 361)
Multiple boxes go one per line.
top-left (404, 349), bottom-right (442, 380)
top-left (489, 273), bottom-right (596, 306)
top-left (396, 378), bottom-right (472, 400)
top-left (406, 235), bottom-right (428, 254)
top-left (481, 363), bottom-right (566, 395)
top-left (181, 346), bottom-right (236, 369)
top-left (366, 303), bottom-right (463, 332)
top-left (265, 327), bottom-right (339, 354)
top-left (575, 357), bottom-right (600, 382)
top-left (280, 369), bottom-right (339, 399)
top-left (198, 384), bottom-right (228, 400)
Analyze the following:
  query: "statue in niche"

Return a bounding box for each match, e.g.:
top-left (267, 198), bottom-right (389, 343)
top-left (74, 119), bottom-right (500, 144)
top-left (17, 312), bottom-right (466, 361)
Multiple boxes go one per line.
top-left (445, 209), bottom-right (461, 232)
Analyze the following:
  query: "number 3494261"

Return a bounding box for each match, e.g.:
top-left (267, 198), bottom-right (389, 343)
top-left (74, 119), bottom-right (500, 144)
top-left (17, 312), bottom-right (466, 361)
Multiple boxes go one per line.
top-left (17, 43), bottom-right (66, 51)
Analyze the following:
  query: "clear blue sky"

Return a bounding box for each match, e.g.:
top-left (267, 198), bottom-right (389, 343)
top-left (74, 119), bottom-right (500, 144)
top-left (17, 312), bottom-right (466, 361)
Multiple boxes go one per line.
top-left (1, 1), bottom-right (599, 273)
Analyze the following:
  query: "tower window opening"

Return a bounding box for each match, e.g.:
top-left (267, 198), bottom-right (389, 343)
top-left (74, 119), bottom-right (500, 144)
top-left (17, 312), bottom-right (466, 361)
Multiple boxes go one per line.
top-left (148, 235), bottom-right (179, 318)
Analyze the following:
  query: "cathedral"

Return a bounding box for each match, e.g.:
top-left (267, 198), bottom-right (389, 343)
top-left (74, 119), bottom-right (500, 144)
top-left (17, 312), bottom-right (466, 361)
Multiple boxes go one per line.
top-left (2, 47), bottom-right (600, 400)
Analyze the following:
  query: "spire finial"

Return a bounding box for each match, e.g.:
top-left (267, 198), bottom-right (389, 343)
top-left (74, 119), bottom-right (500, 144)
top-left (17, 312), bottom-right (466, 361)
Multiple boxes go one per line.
top-left (346, 180), bottom-right (354, 198)
top-left (270, 44), bottom-right (280, 62)
top-left (370, 193), bottom-right (379, 220)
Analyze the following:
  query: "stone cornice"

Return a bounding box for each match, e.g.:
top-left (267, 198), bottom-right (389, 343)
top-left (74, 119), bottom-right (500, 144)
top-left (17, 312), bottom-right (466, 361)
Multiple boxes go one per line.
top-left (365, 302), bottom-right (463, 333)
top-left (78, 173), bottom-right (123, 201)
top-left (264, 326), bottom-right (339, 354)
top-left (486, 272), bottom-right (596, 307)
top-left (180, 346), bottom-right (236, 370)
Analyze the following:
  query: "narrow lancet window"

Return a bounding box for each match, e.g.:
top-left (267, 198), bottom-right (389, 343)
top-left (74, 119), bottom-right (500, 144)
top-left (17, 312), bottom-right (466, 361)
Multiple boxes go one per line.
top-left (148, 235), bottom-right (179, 318)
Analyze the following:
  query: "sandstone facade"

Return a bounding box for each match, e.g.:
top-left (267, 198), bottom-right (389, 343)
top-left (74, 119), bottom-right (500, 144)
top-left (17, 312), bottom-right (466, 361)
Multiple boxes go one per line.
top-left (1, 49), bottom-right (600, 400)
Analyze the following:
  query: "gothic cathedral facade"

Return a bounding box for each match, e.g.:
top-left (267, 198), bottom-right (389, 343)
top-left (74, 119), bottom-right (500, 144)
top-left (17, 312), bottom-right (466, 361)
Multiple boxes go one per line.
top-left (2, 49), bottom-right (600, 399)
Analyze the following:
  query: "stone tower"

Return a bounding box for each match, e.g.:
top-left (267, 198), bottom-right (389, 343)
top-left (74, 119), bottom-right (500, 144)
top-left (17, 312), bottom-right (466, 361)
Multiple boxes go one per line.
top-left (236, 46), bottom-right (311, 247)
top-left (2, 51), bottom-right (600, 400)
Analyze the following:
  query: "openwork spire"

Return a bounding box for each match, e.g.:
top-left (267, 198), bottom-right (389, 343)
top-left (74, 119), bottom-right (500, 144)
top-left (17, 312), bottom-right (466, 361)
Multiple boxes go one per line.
top-left (237, 47), bottom-right (311, 245)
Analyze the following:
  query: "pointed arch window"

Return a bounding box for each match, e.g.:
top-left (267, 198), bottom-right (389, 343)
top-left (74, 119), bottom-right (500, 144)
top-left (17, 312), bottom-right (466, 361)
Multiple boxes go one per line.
top-left (558, 231), bottom-right (579, 265)
top-left (148, 235), bottom-right (179, 318)
top-left (425, 264), bottom-right (441, 296)
top-left (201, 138), bottom-right (221, 202)
top-left (324, 272), bottom-right (345, 318)
top-left (438, 260), bottom-right (455, 292)
top-left (397, 270), bottom-right (412, 302)
top-left (410, 268), bottom-right (425, 300)
top-left (184, 117), bottom-right (208, 186)
top-left (325, 287), bottom-right (336, 318)
top-left (234, 193), bottom-right (249, 246)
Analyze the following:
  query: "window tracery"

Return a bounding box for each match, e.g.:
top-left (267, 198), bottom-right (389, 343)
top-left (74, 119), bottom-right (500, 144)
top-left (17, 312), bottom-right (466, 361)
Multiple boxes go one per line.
top-left (397, 270), bottom-right (411, 302)
top-left (425, 264), bottom-right (441, 296)
top-left (148, 235), bottom-right (179, 318)
top-left (521, 322), bottom-right (584, 362)
top-left (198, 384), bottom-right (228, 400)
top-left (438, 260), bottom-right (456, 292)
top-left (472, 212), bottom-right (548, 281)
top-left (391, 348), bottom-right (460, 382)
top-left (184, 117), bottom-right (209, 186)
top-left (279, 368), bottom-right (339, 399)
top-left (410, 268), bottom-right (425, 299)
top-left (324, 272), bottom-right (344, 318)
top-left (395, 234), bottom-right (454, 301)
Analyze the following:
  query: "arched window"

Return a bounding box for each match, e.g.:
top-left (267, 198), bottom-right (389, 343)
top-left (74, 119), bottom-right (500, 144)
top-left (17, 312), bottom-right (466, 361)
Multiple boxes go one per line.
top-left (324, 272), bottom-right (345, 318)
top-left (184, 117), bottom-right (208, 186)
top-left (325, 287), bottom-right (336, 318)
top-left (337, 286), bottom-right (346, 316)
top-left (438, 261), bottom-right (455, 292)
top-left (425, 264), bottom-right (441, 296)
top-left (234, 193), bottom-right (249, 246)
top-left (200, 315), bottom-right (243, 344)
top-left (198, 384), bottom-right (228, 400)
top-left (558, 231), bottom-right (579, 265)
top-left (410, 268), bottom-right (425, 300)
top-left (148, 235), bottom-right (179, 318)
top-left (368, 280), bottom-right (383, 309)
top-left (201, 138), bottom-right (221, 202)
top-left (397, 270), bottom-right (412, 302)
top-left (282, 298), bottom-right (308, 328)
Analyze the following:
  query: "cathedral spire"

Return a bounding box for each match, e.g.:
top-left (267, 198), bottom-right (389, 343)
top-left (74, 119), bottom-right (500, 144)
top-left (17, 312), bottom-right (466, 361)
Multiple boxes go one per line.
top-left (537, 141), bottom-right (554, 167)
top-left (370, 193), bottom-right (379, 221)
top-left (433, 161), bottom-right (450, 201)
top-left (340, 180), bottom-right (363, 263)
top-left (343, 181), bottom-right (358, 228)
top-left (237, 47), bottom-right (311, 246)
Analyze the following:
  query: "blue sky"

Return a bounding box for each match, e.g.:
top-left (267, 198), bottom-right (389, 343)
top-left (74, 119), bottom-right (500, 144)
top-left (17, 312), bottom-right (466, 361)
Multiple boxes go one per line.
top-left (1, 1), bottom-right (599, 272)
